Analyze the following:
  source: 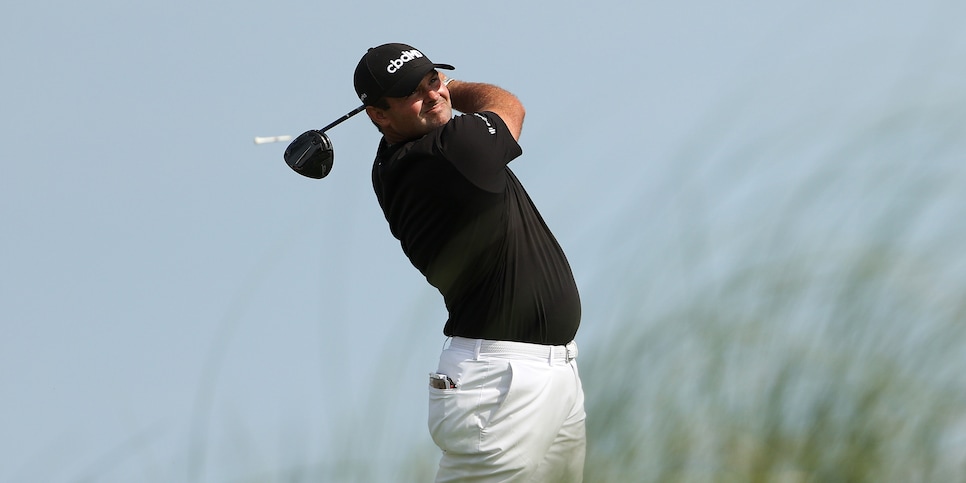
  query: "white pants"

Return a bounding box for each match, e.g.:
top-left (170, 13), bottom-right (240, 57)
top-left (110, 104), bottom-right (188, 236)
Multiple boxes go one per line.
top-left (429, 337), bottom-right (586, 483)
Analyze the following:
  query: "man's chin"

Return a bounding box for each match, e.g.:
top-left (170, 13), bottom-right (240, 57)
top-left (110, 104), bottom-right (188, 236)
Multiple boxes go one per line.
top-left (426, 113), bottom-right (451, 129)
top-left (425, 103), bottom-right (452, 120)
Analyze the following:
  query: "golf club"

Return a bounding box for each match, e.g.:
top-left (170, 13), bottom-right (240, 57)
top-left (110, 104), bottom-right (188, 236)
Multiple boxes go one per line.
top-left (282, 105), bottom-right (365, 179)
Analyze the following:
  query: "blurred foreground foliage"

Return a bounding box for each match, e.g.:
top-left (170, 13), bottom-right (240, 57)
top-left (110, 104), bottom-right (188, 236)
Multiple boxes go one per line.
top-left (582, 255), bottom-right (966, 482)
top-left (578, 100), bottom-right (966, 482)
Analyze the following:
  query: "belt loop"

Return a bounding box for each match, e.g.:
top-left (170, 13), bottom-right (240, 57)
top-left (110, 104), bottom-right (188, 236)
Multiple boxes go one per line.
top-left (548, 346), bottom-right (555, 365)
top-left (473, 339), bottom-right (482, 360)
top-left (566, 341), bottom-right (577, 363)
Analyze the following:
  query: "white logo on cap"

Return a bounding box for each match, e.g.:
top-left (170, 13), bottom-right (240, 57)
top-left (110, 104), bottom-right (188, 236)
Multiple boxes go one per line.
top-left (386, 49), bottom-right (424, 74)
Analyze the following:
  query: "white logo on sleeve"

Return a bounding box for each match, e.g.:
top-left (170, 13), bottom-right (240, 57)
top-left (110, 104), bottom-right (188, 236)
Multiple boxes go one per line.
top-left (386, 49), bottom-right (424, 74)
top-left (473, 113), bottom-right (497, 135)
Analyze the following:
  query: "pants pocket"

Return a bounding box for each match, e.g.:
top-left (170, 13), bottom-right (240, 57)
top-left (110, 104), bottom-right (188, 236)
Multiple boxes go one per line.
top-left (428, 354), bottom-right (514, 455)
top-left (428, 385), bottom-right (481, 454)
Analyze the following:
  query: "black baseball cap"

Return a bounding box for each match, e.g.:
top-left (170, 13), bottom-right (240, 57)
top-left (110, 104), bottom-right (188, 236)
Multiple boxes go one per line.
top-left (354, 43), bottom-right (455, 106)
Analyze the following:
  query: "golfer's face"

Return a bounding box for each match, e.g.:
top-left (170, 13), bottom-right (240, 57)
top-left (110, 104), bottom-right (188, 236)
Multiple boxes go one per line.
top-left (383, 70), bottom-right (452, 141)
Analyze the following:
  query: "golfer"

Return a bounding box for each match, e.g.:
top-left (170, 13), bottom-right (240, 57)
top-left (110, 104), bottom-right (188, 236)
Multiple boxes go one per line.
top-left (354, 43), bottom-right (585, 482)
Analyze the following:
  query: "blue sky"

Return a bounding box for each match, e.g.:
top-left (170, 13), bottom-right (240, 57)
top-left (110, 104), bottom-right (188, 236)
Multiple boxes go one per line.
top-left (3, 0), bottom-right (965, 481)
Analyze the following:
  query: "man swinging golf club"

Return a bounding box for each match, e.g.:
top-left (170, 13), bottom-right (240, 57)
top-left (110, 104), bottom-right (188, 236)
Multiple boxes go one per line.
top-left (356, 43), bottom-right (586, 482)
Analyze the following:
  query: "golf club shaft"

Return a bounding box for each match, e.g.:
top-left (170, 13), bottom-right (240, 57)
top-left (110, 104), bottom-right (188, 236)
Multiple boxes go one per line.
top-left (320, 105), bottom-right (365, 133)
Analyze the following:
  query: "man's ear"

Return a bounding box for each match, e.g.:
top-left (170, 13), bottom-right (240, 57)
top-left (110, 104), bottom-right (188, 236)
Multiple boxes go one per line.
top-left (366, 106), bottom-right (390, 130)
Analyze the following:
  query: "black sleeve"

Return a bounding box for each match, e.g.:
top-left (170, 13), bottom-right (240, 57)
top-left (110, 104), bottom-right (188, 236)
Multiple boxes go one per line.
top-left (434, 111), bottom-right (523, 193)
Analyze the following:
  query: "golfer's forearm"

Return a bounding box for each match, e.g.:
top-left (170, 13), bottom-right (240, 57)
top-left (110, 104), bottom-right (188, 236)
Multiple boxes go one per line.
top-left (448, 80), bottom-right (525, 140)
top-left (448, 80), bottom-right (518, 114)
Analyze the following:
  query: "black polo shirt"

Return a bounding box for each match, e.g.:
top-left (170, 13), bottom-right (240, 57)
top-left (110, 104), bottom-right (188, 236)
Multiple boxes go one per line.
top-left (372, 111), bottom-right (580, 345)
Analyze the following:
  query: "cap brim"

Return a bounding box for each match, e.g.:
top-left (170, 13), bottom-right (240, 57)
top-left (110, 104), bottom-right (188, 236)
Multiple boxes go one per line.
top-left (383, 63), bottom-right (456, 98)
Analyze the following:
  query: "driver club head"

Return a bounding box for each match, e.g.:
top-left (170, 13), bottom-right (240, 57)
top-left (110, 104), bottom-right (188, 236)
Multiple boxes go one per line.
top-left (284, 130), bottom-right (334, 179)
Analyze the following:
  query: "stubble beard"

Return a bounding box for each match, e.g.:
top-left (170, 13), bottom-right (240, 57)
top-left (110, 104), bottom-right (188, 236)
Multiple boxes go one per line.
top-left (423, 100), bottom-right (452, 129)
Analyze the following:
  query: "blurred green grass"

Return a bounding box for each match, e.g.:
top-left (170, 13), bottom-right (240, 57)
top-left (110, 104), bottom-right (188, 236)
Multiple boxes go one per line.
top-left (581, 258), bottom-right (966, 482)
top-left (574, 99), bottom-right (966, 482)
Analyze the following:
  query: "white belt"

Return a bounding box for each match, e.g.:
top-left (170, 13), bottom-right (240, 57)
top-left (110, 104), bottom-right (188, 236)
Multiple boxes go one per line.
top-left (448, 337), bottom-right (578, 364)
